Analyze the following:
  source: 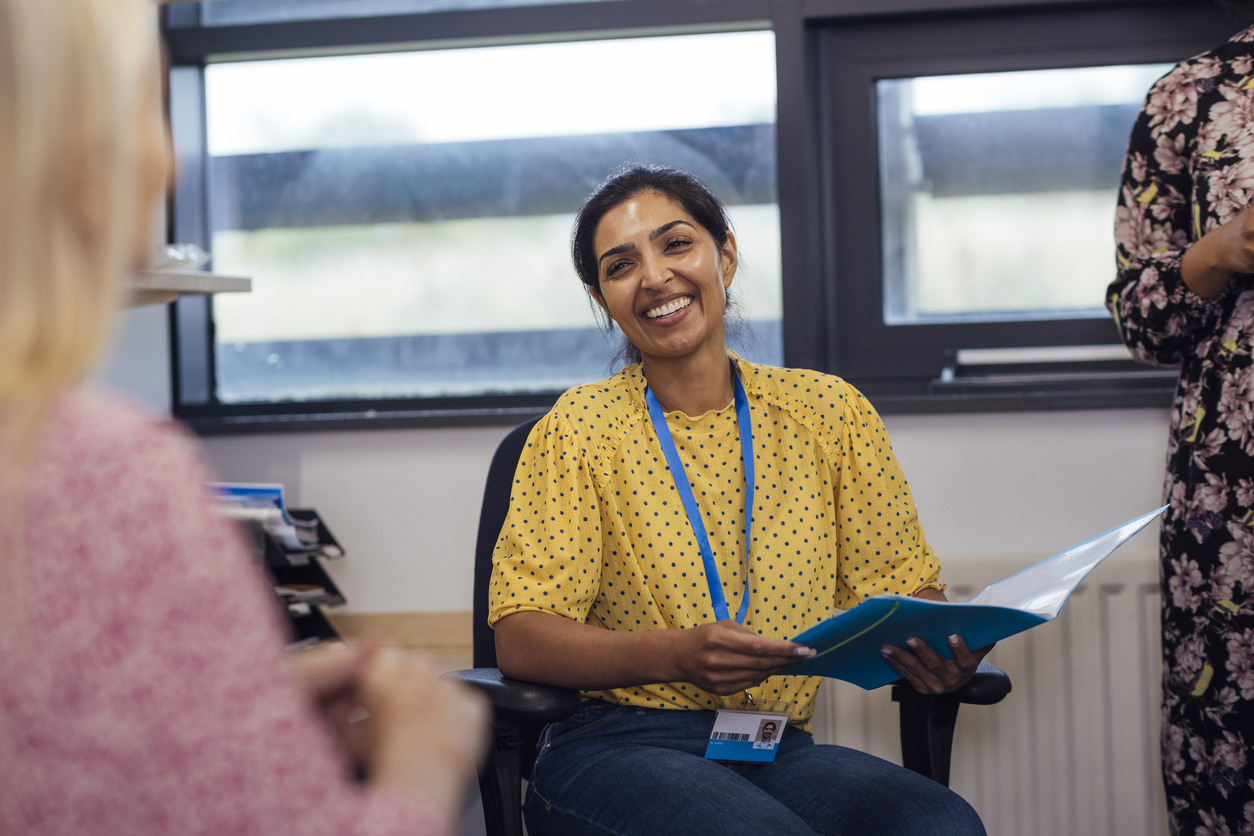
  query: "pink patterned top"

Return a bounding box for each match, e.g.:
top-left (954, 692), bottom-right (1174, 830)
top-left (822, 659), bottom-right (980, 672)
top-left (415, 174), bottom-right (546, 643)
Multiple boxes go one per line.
top-left (0, 389), bottom-right (446, 836)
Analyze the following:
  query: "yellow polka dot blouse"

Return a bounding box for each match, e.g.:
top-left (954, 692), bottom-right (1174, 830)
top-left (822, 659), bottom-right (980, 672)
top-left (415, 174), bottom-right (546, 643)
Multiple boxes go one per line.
top-left (488, 354), bottom-right (943, 728)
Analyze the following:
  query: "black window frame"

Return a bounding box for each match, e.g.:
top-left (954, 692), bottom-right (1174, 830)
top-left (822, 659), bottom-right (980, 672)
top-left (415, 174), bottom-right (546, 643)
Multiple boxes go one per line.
top-left (791, 0), bottom-right (1238, 413)
top-left (164, 0), bottom-right (782, 434)
top-left (164, 0), bottom-right (1242, 434)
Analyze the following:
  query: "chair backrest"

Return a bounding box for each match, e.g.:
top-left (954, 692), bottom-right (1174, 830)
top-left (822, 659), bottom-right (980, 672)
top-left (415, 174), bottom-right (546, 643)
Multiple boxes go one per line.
top-left (472, 416), bottom-right (543, 669)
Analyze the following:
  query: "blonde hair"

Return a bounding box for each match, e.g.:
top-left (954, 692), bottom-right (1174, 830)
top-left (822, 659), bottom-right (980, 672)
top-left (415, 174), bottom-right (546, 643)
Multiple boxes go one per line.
top-left (0, 0), bottom-right (157, 610)
top-left (0, 0), bottom-right (155, 417)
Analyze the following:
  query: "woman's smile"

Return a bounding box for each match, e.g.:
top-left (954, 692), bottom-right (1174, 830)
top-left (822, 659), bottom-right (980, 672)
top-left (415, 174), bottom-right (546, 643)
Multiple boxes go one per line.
top-left (644, 295), bottom-right (693, 320)
top-left (591, 191), bottom-right (737, 365)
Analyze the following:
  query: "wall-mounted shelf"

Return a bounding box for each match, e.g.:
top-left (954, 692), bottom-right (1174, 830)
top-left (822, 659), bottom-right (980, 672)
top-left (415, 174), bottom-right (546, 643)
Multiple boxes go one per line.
top-left (127, 269), bottom-right (251, 307)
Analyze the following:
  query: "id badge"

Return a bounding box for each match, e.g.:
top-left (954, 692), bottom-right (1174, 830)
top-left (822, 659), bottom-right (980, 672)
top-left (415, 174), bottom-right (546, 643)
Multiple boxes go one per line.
top-left (704, 708), bottom-right (790, 763)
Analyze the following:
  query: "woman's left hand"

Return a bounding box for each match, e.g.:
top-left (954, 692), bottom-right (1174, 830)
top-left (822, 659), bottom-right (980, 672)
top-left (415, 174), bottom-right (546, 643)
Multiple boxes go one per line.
top-left (880, 634), bottom-right (993, 695)
top-left (879, 586), bottom-right (993, 695)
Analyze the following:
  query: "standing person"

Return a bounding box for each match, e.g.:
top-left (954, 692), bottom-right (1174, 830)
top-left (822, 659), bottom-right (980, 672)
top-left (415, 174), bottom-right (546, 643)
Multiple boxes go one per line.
top-left (1109, 5), bottom-right (1254, 832)
top-left (0, 2), bottom-right (488, 834)
top-left (490, 165), bottom-right (990, 836)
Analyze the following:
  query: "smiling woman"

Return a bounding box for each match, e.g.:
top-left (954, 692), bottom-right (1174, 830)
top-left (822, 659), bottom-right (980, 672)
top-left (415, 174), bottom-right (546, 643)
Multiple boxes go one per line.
top-left (573, 167), bottom-right (738, 410)
top-left (487, 166), bottom-right (994, 836)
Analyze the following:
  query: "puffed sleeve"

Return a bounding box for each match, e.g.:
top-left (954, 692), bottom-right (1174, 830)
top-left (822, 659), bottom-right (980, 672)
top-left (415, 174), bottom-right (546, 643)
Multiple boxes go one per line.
top-left (488, 408), bottom-right (606, 626)
top-left (1107, 66), bottom-right (1222, 366)
top-left (831, 386), bottom-right (942, 608)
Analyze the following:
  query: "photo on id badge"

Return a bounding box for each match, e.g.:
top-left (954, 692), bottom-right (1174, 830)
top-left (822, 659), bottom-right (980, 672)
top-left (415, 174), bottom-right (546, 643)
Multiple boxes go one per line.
top-left (705, 708), bottom-right (789, 764)
top-left (753, 719), bottom-right (779, 750)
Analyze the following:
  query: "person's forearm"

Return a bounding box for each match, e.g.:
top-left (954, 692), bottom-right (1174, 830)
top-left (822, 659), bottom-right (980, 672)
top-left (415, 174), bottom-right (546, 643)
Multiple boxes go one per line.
top-left (494, 610), bottom-right (680, 690)
top-left (1182, 232), bottom-right (1237, 299)
top-left (912, 586), bottom-right (947, 602)
top-left (1178, 203), bottom-right (1254, 299)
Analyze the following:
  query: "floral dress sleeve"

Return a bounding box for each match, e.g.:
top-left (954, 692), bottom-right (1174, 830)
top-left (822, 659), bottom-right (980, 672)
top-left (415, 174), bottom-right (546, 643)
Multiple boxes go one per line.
top-left (1108, 63), bottom-right (1223, 366)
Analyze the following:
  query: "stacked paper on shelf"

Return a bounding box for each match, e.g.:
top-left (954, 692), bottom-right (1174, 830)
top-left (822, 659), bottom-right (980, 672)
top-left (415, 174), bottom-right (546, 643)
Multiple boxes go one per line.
top-left (786, 506), bottom-right (1168, 689)
top-left (208, 482), bottom-right (319, 551)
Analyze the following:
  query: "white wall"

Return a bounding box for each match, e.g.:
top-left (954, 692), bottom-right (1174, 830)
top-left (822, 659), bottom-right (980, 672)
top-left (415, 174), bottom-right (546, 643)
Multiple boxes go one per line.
top-left (197, 406), bottom-right (1171, 614)
top-left (882, 408), bottom-right (1169, 558)
top-left (200, 425), bottom-right (510, 613)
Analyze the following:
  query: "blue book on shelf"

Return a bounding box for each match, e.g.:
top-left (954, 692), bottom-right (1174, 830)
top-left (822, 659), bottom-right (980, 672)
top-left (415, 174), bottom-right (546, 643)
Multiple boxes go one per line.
top-left (786, 506), bottom-right (1168, 690)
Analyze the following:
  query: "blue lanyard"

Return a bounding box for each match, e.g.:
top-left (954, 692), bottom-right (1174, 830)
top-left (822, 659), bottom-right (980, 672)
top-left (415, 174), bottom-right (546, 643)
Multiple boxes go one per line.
top-left (644, 365), bottom-right (754, 625)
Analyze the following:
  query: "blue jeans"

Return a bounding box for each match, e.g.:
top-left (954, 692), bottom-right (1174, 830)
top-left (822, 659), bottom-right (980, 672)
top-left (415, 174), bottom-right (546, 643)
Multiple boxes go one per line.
top-left (524, 701), bottom-right (986, 836)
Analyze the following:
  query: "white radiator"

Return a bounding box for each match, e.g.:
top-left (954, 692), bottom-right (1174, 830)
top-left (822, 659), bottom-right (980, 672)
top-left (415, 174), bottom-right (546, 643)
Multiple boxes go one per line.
top-left (810, 551), bottom-right (1167, 836)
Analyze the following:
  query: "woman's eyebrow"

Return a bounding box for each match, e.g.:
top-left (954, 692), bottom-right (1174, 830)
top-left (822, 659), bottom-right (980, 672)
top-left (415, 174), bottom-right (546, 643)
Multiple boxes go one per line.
top-left (648, 219), bottom-right (691, 241)
top-left (597, 220), bottom-right (694, 267)
top-left (598, 241), bottom-right (636, 267)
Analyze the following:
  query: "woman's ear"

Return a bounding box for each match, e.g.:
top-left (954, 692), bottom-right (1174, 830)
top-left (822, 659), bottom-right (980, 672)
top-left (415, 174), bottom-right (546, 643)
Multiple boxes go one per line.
top-left (720, 230), bottom-right (738, 290)
top-left (589, 285), bottom-right (610, 315)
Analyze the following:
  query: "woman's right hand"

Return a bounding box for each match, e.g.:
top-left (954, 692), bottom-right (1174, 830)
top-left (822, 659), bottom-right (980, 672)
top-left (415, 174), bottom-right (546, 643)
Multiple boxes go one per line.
top-left (1182, 204), bottom-right (1254, 299)
top-left (670, 620), bottom-right (816, 695)
top-left (357, 648), bottom-right (491, 828)
top-left (494, 610), bottom-right (814, 696)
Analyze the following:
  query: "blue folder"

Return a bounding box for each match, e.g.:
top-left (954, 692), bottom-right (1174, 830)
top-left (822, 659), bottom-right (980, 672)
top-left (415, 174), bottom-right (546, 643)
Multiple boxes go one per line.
top-left (786, 506), bottom-right (1168, 689)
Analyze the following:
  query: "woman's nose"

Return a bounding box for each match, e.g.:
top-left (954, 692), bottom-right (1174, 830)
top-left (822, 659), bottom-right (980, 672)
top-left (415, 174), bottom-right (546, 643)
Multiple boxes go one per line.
top-left (639, 254), bottom-right (672, 288)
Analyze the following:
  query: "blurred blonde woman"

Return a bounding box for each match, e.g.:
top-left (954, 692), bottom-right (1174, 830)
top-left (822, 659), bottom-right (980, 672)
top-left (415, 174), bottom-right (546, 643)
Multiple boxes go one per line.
top-left (0, 2), bottom-right (487, 834)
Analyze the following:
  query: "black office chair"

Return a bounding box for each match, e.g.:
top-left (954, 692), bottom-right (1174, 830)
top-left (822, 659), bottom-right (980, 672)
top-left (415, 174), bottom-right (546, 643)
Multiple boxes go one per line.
top-left (449, 417), bottom-right (1011, 836)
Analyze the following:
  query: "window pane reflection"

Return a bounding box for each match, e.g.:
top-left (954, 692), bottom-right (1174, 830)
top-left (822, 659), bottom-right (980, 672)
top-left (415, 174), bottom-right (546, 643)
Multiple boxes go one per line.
top-left (877, 64), bottom-right (1172, 324)
top-left (204, 32), bottom-right (782, 403)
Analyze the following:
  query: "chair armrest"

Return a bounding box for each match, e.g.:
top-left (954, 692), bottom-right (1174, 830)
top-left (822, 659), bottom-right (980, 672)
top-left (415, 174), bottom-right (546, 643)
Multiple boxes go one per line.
top-left (954, 660), bottom-right (1012, 705)
top-left (891, 660), bottom-right (1012, 707)
top-left (446, 668), bottom-right (582, 725)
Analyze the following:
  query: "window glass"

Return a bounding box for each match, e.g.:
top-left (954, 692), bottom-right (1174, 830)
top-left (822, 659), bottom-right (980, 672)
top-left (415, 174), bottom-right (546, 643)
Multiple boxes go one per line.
top-left (204, 32), bottom-right (782, 403)
top-left (194, 0), bottom-right (626, 27)
top-left (877, 64), bottom-right (1171, 324)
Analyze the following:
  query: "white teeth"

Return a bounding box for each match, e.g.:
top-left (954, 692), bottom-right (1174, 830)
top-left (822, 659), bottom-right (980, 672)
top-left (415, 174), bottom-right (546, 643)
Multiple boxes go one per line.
top-left (645, 297), bottom-right (693, 319)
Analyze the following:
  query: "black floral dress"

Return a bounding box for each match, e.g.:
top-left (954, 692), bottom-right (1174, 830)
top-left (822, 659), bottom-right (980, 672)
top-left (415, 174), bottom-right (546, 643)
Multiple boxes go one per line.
top-left (1108, 26), bottom-right (1254, 836)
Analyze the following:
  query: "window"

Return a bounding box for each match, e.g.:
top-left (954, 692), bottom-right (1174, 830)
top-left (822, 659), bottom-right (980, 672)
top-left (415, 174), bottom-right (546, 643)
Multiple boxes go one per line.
top-left (804, 4), bottom-right (1238, 405)
top-left (203, 33), bottom-right (780, 405)
top-left (167, 0), bottom-right (1242, 430)
top-left (165, 3), bottom-right (782, 429)
top-left (878, 64), bottom-right (1170, 324)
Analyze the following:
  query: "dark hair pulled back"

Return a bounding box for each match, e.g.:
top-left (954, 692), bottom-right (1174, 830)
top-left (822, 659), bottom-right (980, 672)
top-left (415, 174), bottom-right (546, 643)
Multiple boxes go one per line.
top-left (572, 165), bottom-right (736, 366)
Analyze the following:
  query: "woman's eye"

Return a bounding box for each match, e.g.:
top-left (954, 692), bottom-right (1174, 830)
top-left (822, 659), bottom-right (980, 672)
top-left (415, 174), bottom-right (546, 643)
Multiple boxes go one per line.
top-left (605, 259), bottom-right (630, 279)
top-left (665, 237), bottom-right (693, 251)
